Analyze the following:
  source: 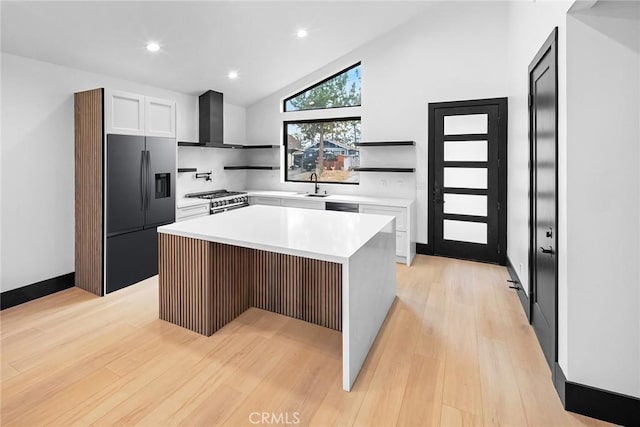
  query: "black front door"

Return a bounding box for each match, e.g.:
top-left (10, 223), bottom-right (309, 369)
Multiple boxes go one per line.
top-left (530, 28), bottom-right (558, 372)
top-left (428, 98), bottom-right (507, 264)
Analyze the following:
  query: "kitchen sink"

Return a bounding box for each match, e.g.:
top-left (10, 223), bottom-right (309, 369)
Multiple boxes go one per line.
top-left (305, 193), bottom-right (330, 198)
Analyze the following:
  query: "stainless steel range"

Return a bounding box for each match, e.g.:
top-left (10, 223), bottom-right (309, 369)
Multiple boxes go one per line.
top-left (185, 190), bottom-right (249, 215)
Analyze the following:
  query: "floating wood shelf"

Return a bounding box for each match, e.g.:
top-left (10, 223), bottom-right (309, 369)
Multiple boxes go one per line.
top-left (177, 168), bottom-right (197, 173)
top-left (178, 142), bottom-right (243, 148)
top-left (224, 166), bottom-right (280, 170)
top-left (354, 167), bottom-right (415, 173)
top-left (240, 145), bottom-right (280, 149)
top-left (178, 142), bottom-right (279, 149)
top-left (356, 141), bottom-right (415, 147)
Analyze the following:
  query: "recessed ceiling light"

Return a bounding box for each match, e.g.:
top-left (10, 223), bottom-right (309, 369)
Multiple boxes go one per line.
top-left (297, 29), bottom-right (308, 38)
top-left (146, 42), bottom-right (160, 52)
top-left (228, 71), bottom-right (238, 80)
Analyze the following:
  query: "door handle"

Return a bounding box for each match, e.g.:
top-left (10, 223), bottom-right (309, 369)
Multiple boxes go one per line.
top-left (540, 246), bottom-right (554, 254)
top-left (145, 150), bottom-right (151, 210)
top-left (140, 151), bottom-right (145, 211)
top-left (434, 182), bottom-right (444, 204)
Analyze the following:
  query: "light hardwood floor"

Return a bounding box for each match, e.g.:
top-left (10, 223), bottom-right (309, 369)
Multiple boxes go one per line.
top-left (1, 255), bottom-right (610, 427)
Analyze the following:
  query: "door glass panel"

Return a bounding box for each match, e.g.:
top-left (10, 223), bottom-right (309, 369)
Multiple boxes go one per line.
top-left (443, 220), bottom-right (487, 244)
top-left (444, 114), bottom-right (488, 135)
top-left (444, 194), bottom-right (487, 216)
top-left (444, 140), bottom-right (488, 162)
top-left (444, 167), bottom-right (487, 189)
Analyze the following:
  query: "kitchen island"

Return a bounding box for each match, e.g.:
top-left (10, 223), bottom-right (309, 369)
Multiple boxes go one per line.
top-left (157, 205), bottom-right (397, 391)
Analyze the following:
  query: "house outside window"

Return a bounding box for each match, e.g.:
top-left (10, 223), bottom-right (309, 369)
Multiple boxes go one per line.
top-left (283, 63), bottom-right (361, 184)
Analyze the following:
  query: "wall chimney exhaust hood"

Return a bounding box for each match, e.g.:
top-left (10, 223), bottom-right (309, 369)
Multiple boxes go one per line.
top-left (199, 90), bottom-right (224, 147)
top-left (177, 91), bottom-right (278, 149)
top-left (178, 90), bottom-right (241, 148)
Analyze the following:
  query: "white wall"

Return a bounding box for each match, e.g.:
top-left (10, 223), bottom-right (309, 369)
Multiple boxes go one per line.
top-left (505, 0), bottom-right (573, 376)
top-left (506, 0), bottom-right (640, 399)
top-left (0, 53), bottom-right (245, 292)
top-left (176, 146), bottom-right (246, 198)
top-left (176, 103), bottom-right (248, 198)
top-left (565, 1), bottom-right (640, 398)
top-left (246, 1), bottom-right (509, 243)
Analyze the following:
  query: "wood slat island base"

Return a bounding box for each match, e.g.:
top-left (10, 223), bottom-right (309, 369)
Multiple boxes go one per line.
top-left (157, 205), bottom-right (397, 391)
top-left (159, 234), bottom-right (342, 336)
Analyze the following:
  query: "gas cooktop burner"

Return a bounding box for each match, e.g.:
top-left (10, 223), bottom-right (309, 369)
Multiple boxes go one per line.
top-left (185, 190), bottom-right (247, 200)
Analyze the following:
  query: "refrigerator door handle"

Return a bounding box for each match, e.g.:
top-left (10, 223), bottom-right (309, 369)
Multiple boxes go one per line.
top-left (140, 150), bottom-right (146, 211)
top-left (146, 150), bottom-right (151, 211)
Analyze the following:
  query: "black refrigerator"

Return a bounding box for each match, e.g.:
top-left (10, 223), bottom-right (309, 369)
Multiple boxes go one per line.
top-left (106, 134), bottom-right (175, 293)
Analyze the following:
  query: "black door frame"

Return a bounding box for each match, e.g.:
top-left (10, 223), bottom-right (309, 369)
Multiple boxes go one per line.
top-left (427, 97), bottom-right (508, 265)
top-left (528, 28), bottom-right (559, 376)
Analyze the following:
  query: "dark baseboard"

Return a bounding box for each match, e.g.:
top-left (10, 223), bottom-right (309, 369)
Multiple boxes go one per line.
top-left (1, 272), bottom-right (75, 310)
top-left (554, 364), bottom-right (640, 427)
top-left (554, 362), bottom-right (567, 407)
top-left (416, 243), bottom-right (433, 255)
top-left (506, 256), bottom-right (530, 321)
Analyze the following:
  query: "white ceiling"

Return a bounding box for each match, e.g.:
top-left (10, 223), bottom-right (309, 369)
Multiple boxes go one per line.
top-left (1, 1), bottom-right (432, 106)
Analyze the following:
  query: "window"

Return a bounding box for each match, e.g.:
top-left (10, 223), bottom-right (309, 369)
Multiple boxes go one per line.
top-left (283, 63), bottom-right (361, 112)
top-left (284, 118), bottom-right (361, 184)
top-left (283, 63), bottom-right (362, 184)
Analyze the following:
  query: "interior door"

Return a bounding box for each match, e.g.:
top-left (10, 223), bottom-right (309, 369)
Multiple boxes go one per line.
top-left (530, 28), bottom-right (558, 372)
top-left (106, 134), bottom-right (145, 236)
top-left (428, 98), bottom-right (507, 264)
top-left (144, 136), bottom-right (176, 227)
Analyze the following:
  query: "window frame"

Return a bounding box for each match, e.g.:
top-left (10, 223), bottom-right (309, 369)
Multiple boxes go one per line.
top-left (283, 116), bottom-right (361, 185)
top-left (282, 62), bottom-right (362, 112)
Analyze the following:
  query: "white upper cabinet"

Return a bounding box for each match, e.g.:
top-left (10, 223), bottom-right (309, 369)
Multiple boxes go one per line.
top-left (145, 96), bottom-right (176, 138)
top-left (104, 89), bottom-right (176, 137)
top-left (105, 89), bottom-right (145, 135)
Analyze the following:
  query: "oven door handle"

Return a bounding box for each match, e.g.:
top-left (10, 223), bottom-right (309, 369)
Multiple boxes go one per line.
top-left (211, 202), bottom-right (248, 214)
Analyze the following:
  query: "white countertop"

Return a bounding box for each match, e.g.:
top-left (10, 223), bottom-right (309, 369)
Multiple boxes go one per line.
top-left (246, 190), bottom-right (414, 208)
top-left (158, 205), bottom-right (395, 262)
top-left (176, 198), bottom-right (210, 209)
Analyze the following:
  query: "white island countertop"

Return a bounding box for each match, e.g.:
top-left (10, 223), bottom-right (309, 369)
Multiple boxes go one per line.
top-left (158, 205), bottom-right (395, 263)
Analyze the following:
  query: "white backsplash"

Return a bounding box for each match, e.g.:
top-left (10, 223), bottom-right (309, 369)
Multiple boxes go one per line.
top-left (177, 146), bottom-right (247, 198)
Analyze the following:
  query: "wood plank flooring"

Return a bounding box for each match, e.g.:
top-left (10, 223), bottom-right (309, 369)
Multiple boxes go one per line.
top-left (1, 255), bottom-right (611, 426)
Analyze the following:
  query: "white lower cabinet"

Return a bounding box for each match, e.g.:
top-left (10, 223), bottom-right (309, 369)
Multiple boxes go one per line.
top-left (360, 205), bottom-right (406, 231)
top-left (176, 204), bottom-right (209, 222)
top-left (360, 204), bottom-right (411, 263)
top-left (280, 198), bottom-right (325, 210)
top-left (249, 196), bottom-right (281, 206)
top-left (396, 231), bottom-right (407, 257)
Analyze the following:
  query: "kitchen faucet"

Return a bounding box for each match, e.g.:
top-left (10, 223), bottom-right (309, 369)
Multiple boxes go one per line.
top-left (310, 173), bottom-right (319, 194)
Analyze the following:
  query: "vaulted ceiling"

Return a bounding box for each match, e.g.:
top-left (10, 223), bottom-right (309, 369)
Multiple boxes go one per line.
top-left (1, 1), bottom-right (432, 106)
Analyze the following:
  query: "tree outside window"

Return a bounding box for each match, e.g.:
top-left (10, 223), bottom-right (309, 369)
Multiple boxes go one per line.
top-left (283, 64), bottom-right (362, 184)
